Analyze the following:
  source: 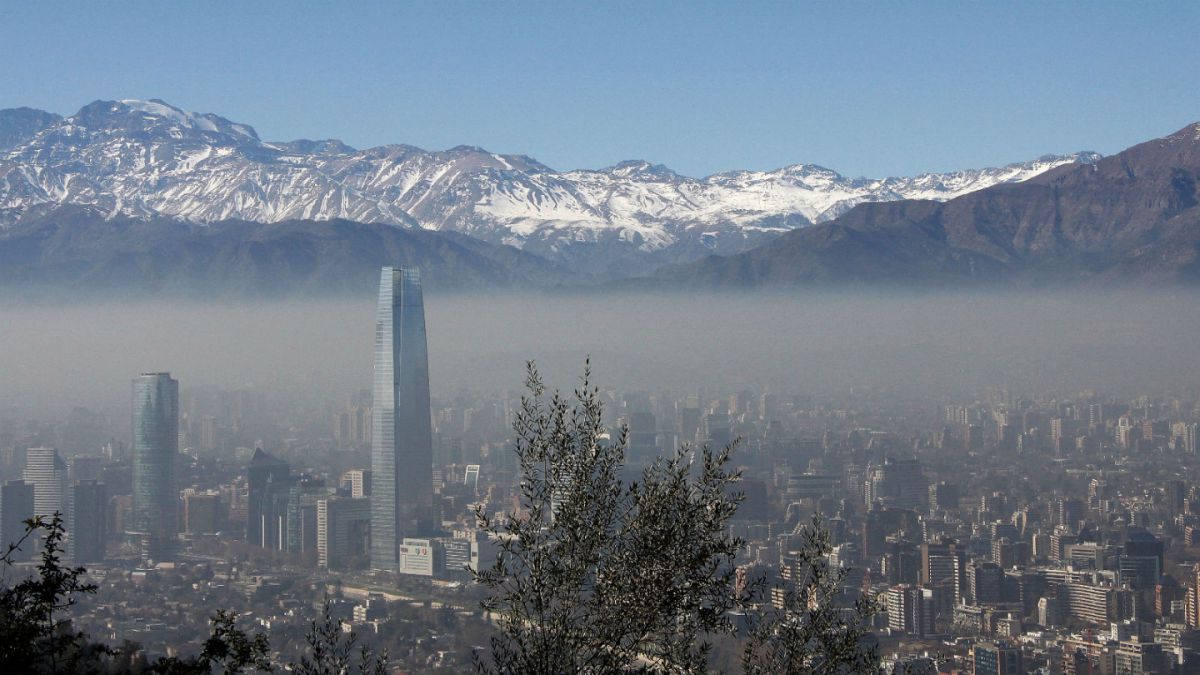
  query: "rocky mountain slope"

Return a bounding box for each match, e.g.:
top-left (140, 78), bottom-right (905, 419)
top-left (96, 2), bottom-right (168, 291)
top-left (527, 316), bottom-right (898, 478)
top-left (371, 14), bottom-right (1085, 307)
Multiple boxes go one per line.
top-left (0, 205), bottom-right (568, 296)
top-left (656, 123), bottom-right (1200, 287)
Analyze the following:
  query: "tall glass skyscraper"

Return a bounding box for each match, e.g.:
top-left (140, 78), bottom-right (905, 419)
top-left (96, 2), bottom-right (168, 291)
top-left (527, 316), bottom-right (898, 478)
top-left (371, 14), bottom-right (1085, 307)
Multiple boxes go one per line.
top-left (0, 480), bottom-right (35, 562)
top-left (132, 372), bottom-right (179, 561)
top-left (371, 267), bottom-right (433, 572)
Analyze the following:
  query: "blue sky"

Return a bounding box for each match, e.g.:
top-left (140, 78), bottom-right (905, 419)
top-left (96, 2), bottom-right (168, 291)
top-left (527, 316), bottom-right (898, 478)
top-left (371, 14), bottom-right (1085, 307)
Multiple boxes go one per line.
top-left (2, 2), bottom-right (1198, 178)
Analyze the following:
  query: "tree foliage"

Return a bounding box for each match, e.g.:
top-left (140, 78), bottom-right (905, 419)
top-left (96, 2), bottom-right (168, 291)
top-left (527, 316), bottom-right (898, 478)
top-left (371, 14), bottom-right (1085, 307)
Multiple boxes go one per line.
top-left (288, 596), bottom-right (387, 675)
top-left (741, 515), bottom-right (879, 675)
top-left (152, 610), bottom-right (272, 674)
top-left (471, 361), bottom-right (747, 674)
top-left (0, 513), bottom-right (102, 674)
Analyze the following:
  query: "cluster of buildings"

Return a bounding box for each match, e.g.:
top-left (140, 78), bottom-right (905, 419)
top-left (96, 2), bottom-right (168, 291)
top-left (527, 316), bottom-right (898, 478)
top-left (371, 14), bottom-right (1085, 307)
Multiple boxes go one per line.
top-left (746, 391), bottom-right (1200, 674)
top-left (6, 268), bottom-right (1200, 674)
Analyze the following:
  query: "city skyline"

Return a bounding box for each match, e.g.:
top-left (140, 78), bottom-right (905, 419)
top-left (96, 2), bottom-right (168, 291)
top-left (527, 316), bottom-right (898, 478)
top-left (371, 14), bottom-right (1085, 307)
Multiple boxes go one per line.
top-left (1, 3), bottom-right (1199, 672)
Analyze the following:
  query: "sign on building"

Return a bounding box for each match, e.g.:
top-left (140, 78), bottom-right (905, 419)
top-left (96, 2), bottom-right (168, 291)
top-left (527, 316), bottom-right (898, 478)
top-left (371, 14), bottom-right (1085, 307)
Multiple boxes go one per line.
top-left (399, 538), bottom-right (435, 576)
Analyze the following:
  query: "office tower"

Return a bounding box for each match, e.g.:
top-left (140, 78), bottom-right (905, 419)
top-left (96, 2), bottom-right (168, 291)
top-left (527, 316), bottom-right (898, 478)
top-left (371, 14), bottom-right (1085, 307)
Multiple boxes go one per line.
top-left (1054, 498), bottom-right (1086, 530)
top-left (1116, 416), bottom-right (1137, 449)
top-left (335, 405), bottom-right (372, 448)
top-left (340, 469), bottom-right (371, 499)
top-left (1037, 596), bottom-right (1061, 627)
top-left (886, 584), bottom-right (934, 637)
top-left (371, 267), bottom-right (434, 572)
top-left (1059, 582), bottom-right (1135, 624)
top-left (441, 537), bottom-right (475, 581)
top-left (69, 455), bottom-right (104, 484)
top-left (627, 411), bottom-right (658, 467)
top-left (1124, 527), bottom-right (1165, 575)
top-left (69, 480), bottom-right (106, 563)
top-left (0, 480), bottom-right (35, 562)
top-left (317, 496), bottom-right (371, 570)
top-left (964, 424), bottom-right (985, 450)
top-left (703, 412), bottom-right (732, 447)
top-left (1050, 417), bottom-right (1076, 452)
top-left (247, 448), bottom-right (294, 550)
top-left (865, 457), bottom-right (928, 511)
top-left (464, 465), bottom-right (480, 497)
top-left (972, 642), bottom-right (1024, 675)
top-left (398, 537), bottom-right (442, 577)
top-left (285, 478), bottom-right (329, 556)
top-left (132, 372), bottom-right (179, 561)
top-left (199, 415), bottom-right (217, 451)
top-left (882, 538), bottom-right (921, 585)
top-left (928, 481), bottom-right (960, 512)
top-left (966, 560), bottom-right (1004, 605)
top-left (351, 405), bottom-right (372, 445)
top-left (679, 407), bottom-right (701, 445)
top-left (991, 538), bottom-right (1030, 569)
top-left (182, 491), bottom-right (222, 534)
top-left (1117, 555), bottom-right (1161, 591)
top-left (759, 393), bottom-right (779, 421)
top-left (23, 447), bottom-right (68, 518)
top-left (334, 412), bottom-right (350, 447)
top-left (922, 538), bottom-right (967, 615)
top-left (1119, 529), bottom-right (1164, 613)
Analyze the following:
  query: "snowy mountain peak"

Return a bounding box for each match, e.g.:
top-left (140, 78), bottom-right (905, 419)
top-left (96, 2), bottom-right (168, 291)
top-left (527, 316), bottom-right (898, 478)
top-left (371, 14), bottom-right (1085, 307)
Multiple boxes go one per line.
top-left (602, 160), bottom-right (679, 180)
top-left (271, 138), bottom-right (357, 155)
top-left (0, 107), bottom-right (62, 150)
top-left (71, 99), bottom-right (260, 142)
top-left (776, 163), bottom-right (841, 178)
top-left (0, 98), bottom-right (1104, 273)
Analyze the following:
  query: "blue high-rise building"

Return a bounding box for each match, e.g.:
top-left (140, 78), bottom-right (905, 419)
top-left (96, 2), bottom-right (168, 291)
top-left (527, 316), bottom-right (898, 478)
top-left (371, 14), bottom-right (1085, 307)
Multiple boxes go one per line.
top-left (0, 480), bottom-right (35, 562)
top-left (70, 479), bottom-right (107, 563)
top-left (371, 267), bottom-right (433, 572)
top-left (132, 372), bottom-right (179, 562)
top-left (246, 448), bottom-right (293, 550)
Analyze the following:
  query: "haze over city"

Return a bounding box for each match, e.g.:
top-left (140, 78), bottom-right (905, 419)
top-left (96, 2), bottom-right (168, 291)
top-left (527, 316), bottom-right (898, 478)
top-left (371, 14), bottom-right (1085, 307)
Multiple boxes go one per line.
top-left (3, 290), bottom-right (1200, 418)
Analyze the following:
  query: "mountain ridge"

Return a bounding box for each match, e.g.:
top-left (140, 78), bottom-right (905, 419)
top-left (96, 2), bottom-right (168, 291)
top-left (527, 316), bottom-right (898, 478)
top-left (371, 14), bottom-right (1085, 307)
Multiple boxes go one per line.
top-left (653, 122), bottom-right (1200, 287)
top-left (0, 99), bottom-right (1097, 275)
top-left (0, 204), bottom-right (572, 297)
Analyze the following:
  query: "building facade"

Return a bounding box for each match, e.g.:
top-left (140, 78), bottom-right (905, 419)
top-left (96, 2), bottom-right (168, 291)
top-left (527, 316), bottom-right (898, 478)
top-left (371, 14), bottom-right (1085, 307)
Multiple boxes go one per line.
top-left (132, 372), bottom-right (179, 561)
top-left (0, 480), bottom-right (35, 562)
top-left (69, 479), bottom-right (107, 563)
top-left (317, 496), bottom-right (371, 570)
top-left (23, 447), bottom-right (67, 519)
top-left (370, 267), bottom-right (434, 572)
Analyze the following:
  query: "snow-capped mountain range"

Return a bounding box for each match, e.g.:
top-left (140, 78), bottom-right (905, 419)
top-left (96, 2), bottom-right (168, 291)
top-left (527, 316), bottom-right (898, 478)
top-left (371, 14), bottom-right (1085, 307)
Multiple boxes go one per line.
top-left (0, 99), bottom-right (1099, 272)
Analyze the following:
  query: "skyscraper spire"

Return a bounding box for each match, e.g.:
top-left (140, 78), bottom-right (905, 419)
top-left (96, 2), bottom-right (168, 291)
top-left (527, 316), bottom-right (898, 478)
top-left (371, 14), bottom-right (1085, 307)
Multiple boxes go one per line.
top-left (370, 267), bottom-right (434, 572)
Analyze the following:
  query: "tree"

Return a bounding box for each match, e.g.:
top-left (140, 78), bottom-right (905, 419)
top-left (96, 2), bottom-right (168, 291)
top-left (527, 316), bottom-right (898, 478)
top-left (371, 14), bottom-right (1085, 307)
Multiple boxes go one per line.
top-left (740, 515), bottom-right (879, 675)
top-left (471, 361), bottom-right (747, 674)
top-left (151, 610), bottom-right (272, 674)
top-left (0, 513), bottom-right (101, 674)
top-left (288, 596), bottom-right (387, 675)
